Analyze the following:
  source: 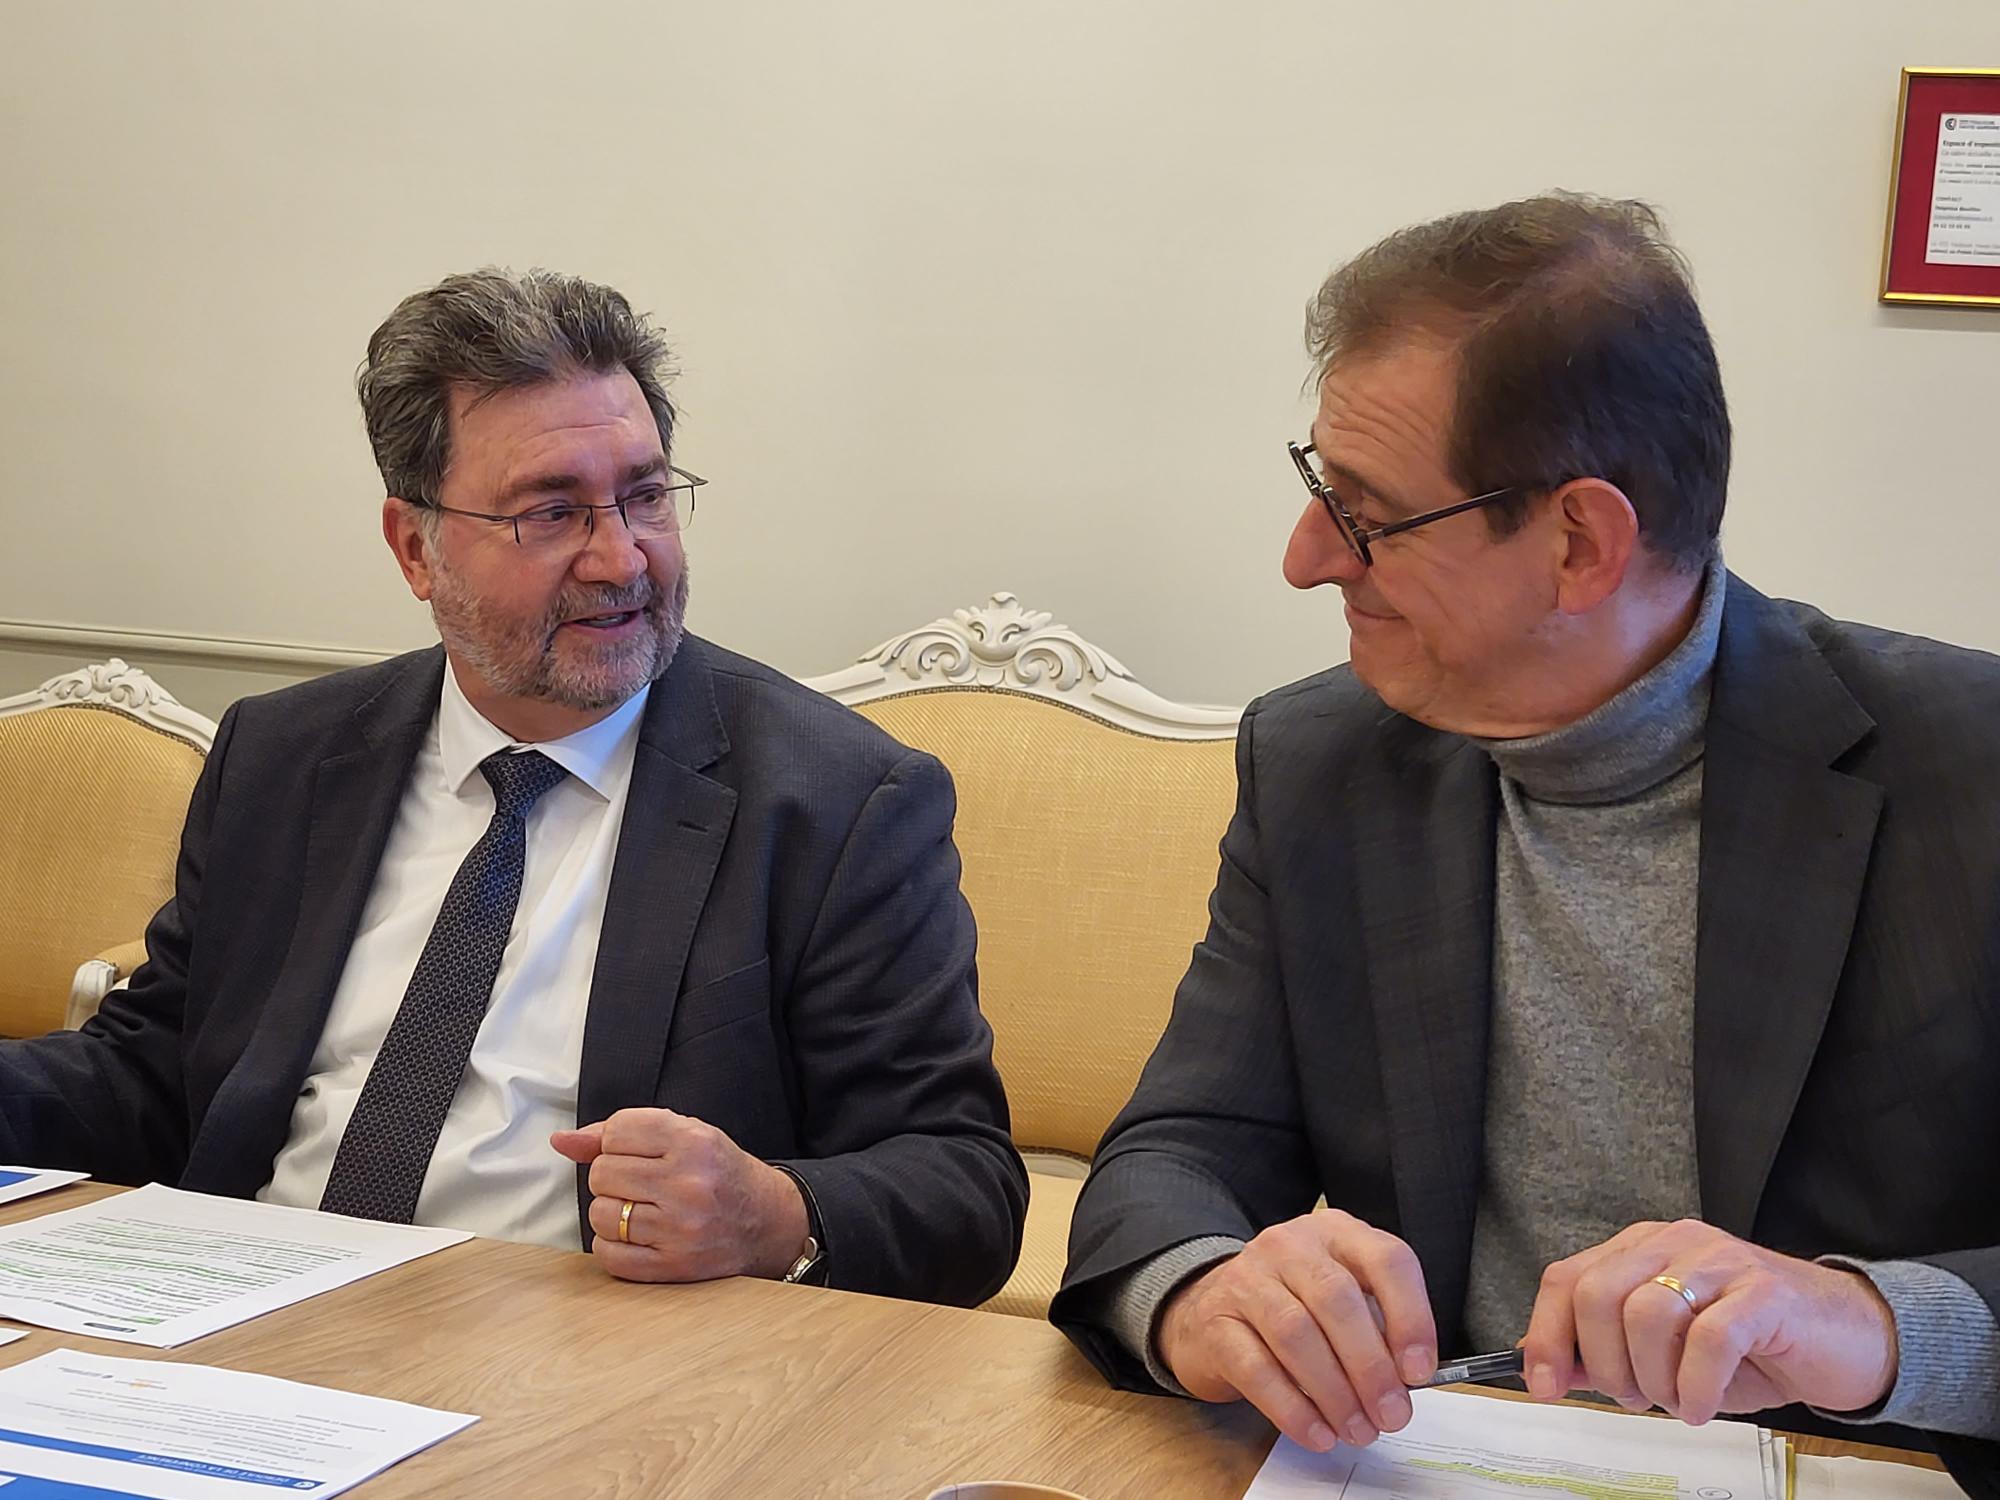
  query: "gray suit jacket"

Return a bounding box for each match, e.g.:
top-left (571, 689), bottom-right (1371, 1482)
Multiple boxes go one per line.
top-left (1053, 579), bottom-right (2000, 1478)
top-left (0, 637), bottom-right (1028, 1307)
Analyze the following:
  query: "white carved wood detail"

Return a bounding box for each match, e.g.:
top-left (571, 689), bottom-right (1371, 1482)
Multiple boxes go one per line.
top-left (0, 657), bottom-right (218, 752)
top-left (800, 593), bottom-right (1239, 741)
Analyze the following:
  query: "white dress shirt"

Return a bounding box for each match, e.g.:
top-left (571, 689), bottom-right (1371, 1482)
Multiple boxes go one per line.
top-left (258, 663), bottom-right (649, 1249)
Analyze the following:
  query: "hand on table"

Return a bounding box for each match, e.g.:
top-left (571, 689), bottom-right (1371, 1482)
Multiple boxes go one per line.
top-left (550, 1107), bottom-right (810, 1283)
top-left (1155, 1208), bottom-right (1439, 1453)
top-left (1520, 1219), bottom-right (1898, 1424)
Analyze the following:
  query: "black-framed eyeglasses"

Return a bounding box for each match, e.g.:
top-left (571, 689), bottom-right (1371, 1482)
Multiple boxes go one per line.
top-left (421, 465), bottom-right (707, 549)
top-left (1287, 439), bottom-right (1517, 568)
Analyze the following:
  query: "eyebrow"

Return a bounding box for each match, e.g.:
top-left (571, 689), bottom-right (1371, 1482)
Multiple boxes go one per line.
top-left (496, 457), bottom-right (667, 507)
top-left (1314, 451), bottom-right (1411, 518)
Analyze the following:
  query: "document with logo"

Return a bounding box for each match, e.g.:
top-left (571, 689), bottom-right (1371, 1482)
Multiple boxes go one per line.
top-left (0, 1170), bottom-right (88, 1210)
top-left (1243, 1387), bottom-right (1785, 1500)
top-left (0, 1185), bottom-right (469, 1348)
top-left (1926, 112), bottom-right (2000, 267)
top-left (0, 1348), bottom-right (474, 1498)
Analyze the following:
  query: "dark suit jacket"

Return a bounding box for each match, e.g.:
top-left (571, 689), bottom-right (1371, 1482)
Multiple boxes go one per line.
top-left (1053, 578), bottom-right (2000, 1479)
top-left (0, 637), bottom-right (1027, 1307)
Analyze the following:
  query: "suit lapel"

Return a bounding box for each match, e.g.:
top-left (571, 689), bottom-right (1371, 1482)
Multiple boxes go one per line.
top-left (574, 639), bottom-right (736, 1240)
top-left (1350, 723), bottom-right (1498, 1337)
top-left (1694, 580), bottom-right (1881, 1237)
top-left (183, 652), bottom-right (444, 1196)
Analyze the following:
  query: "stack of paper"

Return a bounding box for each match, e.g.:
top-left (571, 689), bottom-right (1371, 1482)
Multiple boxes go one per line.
top-left (0, 1349), bottom-right (474, 1498)
top-left (0, 1185), bottom-right (469, 1347)
top-left (1245, 1388), bottom-right (1788, 1500)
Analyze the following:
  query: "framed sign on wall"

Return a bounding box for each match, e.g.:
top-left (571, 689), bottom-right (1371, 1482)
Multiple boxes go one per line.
top-left (1881, 67), bottom-right (2000, 308)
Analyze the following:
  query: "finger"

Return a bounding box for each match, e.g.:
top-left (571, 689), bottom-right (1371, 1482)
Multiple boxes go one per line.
top-left (549, 1122), bottom-right (606, 1163)
top-left (1280, 1256), bottom-right (1406, 1436)
top-left (597, 1107), bottom-right (694, 1158)
top-left (590, 1235), bottom-right (699, 1284)
top-left (1625, 1274), bottom-right (1700, 1414)
top-left (1521, 1255), bottom-right (1584, 1399)
top-left (1327, 1222), bottom-right (1438, 1388)
top-left (1676, 1284), bottom-right (1773, 1424)
top-left (1572, 1265), bottom-right (1650, 1408)
top-left (1264, 1263), bottom-right (1380, 1446)
top-left (1208, 1316), bottom-right (1348, 1453)
top-left (587, 1152), bottom-right (675, 1203)
top-left (586, 1193), bottom-right (660, 1249)
top-left (1569, 1235), bottom-right (1683, 1408)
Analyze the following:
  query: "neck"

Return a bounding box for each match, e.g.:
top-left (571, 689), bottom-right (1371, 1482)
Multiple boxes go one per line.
top-left (1459, 564), bottom-right (1707, 739)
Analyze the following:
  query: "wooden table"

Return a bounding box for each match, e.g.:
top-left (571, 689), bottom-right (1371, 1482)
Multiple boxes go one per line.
top-left (0, 1185), bottom-right (1947, 1498)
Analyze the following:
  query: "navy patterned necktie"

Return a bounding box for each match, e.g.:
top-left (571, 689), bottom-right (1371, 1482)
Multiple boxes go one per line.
top-left (319, 748), bottom-right (570, 1223)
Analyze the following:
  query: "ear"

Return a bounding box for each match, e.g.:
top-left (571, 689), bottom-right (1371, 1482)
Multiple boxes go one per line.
top-left (382, 497), bottom-right (438, 601)
top-left (1549, 478), bottom-right (1639, 616)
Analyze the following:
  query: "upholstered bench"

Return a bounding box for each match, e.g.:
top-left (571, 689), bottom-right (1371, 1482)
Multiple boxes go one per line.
top-left (805, 594), bottom-right (1239, 1318)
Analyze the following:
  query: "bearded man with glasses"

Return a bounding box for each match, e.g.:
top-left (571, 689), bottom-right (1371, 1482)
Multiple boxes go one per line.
top-left (0, 268), bottom-right (1027, 1309)
top-left (1054, 195), bottom-right (2000, 1488)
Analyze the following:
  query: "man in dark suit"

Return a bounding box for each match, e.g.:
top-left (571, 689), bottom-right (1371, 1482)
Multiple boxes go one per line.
top-left (0, 268), bottom-right (1026, 1307)
top-left (1053, 194), bottom-right (1999, 1480)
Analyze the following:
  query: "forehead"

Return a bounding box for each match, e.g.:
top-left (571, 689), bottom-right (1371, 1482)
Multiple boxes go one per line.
top-left (1311, 336), bottom-right (1460, 446)
top-left (446, 370), bottom-right (662, 481)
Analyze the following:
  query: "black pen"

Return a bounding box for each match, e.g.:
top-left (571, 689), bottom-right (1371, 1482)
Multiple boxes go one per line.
top-left (1413, 1348), bottom-right (1526, 1389)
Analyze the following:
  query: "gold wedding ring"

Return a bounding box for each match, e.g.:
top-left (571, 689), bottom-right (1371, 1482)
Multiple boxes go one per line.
top-left (1651, 1273), bottom-right (1699, 1315)
top-left (617, 1199), bottom-right (635, 1244)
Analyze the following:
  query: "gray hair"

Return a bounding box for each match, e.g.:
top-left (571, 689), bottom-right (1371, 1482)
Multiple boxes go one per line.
top-left (357, 268), bottom-right (678, 513)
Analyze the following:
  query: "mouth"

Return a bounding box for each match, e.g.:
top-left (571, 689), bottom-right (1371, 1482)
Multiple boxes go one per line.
top-left (1342, 597), bottom-right (1399, 625)
top-left (556, 609), bottom-right (645, 637)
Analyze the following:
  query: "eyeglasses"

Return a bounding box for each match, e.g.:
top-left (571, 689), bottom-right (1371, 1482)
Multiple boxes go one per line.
top-left (422, 466), bottom-right (707, 549)
top-left (1287, 439), bottom-right (1518, 567)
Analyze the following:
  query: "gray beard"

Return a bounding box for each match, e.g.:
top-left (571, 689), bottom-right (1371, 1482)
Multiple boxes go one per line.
top-left (429, 562), bottom-right (690, 712)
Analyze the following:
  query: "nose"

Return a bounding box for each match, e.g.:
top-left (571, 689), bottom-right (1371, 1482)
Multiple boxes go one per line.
top-left (1282, 500), bottom-right (1365, 590)
top-left (571, 504), bottom-right (650, 587)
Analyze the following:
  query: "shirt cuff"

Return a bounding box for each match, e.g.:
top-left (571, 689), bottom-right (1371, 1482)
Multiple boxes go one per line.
top-left (1099, 1236), bottom-right (1247, 1395)
top-left (1813, 1256), bottom-right (2000, 1440)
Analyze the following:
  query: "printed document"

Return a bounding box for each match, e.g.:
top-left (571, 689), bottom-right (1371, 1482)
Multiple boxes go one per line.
top-left (1926, 112), bottom-right (2000, 267)
top-left (0, 1185), bottom-right (469, 1348)
top-left (0, 1348), bottom-right (473, 1498)
top-left (1795, 1453), bottom-right (1969, 1500)
top-left (1245, 1388), bottom-right (1784, 1500)
top-left (0, 1170), bottom-right (88, 1210)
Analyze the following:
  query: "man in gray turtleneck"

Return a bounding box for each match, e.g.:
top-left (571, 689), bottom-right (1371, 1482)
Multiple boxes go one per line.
top-left (1052, 193), bottom-right (2000, 1487)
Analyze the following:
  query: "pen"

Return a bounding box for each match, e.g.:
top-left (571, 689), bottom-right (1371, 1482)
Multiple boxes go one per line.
top-left (1413, 1348), bottom-right (1526, 1389)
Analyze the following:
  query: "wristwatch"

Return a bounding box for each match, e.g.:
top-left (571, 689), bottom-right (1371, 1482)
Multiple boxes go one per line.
top-left (772, 1163), bottom-right (828, 1285)
top-left (781, 1235), bottom-right (823, 1284)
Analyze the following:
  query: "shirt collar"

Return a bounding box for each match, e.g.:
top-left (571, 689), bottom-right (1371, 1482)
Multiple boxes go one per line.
top-left (437, 662), bottom-right (651, 804)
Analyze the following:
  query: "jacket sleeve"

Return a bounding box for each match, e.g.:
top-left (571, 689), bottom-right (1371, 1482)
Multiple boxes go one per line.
top-left (770, 748), bottom-right (1028, 1307)
top-left (1050, 698), bottom-right (1322, 1389)
top-left (0, 702), bottom-right (239, 1183)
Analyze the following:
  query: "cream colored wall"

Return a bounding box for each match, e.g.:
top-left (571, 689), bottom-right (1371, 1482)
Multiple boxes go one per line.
top-left (4, 2), bottom-right (1997, 719)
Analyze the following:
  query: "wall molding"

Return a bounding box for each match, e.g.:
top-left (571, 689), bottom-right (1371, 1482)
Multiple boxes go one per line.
top-left (0, 618), bottom-right (394, 674)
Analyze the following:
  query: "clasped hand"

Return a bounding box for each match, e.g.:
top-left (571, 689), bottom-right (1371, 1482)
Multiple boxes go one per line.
top-left (1157, 1212), bottom-right (1897, 1452)
top-left (550, 1107), bottom-right (809, 1283)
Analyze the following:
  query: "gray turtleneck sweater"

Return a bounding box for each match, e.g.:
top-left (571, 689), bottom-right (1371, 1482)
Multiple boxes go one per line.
top-left (1098, 564), bottom-right (2000, 1439)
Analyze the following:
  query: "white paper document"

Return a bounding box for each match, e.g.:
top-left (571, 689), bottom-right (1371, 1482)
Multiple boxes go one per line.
top-left (0, 1185), bottom-right (469, 1348)
top-left (0, 1170), bottom-right (89, 1210)
top-left (1925, 112), bottom-right (2000, 267)
top-left (1795, 1453), bottom-right (1969, 1500)
top-left (1245, 1388), bottom-right (1782, 1500)
top-left (0, 1348), bottom-right (474, 1498)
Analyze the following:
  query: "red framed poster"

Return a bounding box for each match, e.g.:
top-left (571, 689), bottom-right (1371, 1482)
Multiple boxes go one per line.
top-left (1880, 67), bottom-right (2000, 308)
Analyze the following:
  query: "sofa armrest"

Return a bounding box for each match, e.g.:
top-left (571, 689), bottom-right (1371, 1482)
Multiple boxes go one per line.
top-left (67, 937), bottom-right (149, 1030)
